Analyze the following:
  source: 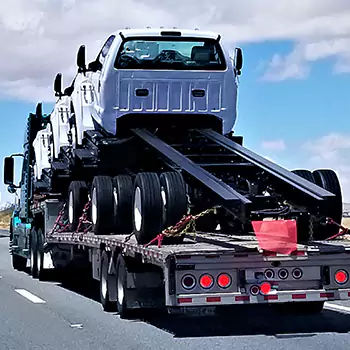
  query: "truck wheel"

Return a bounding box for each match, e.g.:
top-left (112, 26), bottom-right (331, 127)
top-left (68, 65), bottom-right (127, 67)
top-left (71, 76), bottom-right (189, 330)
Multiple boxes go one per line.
top-left (12, 254), bottom-right (27, 271)
top-left (292, 169), bottom-right (316, 183)
top-left (30, 228), bottom-right (38, 278)
top-left (36, 228), bottom-right (48, 281)
top-left (312, 169), bottom-right (343, 239)
top-left (68, 181), bottom-right (88, 231)
top-left (116, 255), bottom-right (135, 319)
top-left (159, 171), bottom-right (188, 244)
top-left (113, 175), bottom-right (133, 234)
top-left (91, 176), bottom-right (115, 235)
top-left (132, 172), bottom-right (163, 244)
top-left (100, 250), bottom-right (117, 312)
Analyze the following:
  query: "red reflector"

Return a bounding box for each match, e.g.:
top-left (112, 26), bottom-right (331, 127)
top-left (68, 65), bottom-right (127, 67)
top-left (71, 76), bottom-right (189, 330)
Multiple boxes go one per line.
top-left (291, 250), bottom-right (306, 256)
top-left (200, 274), bottom-right (214, 289)
top-left (206, 296), bottom-right (221, 303)
top-left (335, 270), bottom-right (348, 284)
top-left (348, 291), bottom-right (350, 297)
top-left (252, 220), bottom-right (297, 255)
top-left (292, 293), bottom-right (307, 300)
top-left (235, 295), bottom-right (250, 302)
top-left (320, 292), bottom-right (334, 298)
top-left (262, 251), bottom-right (277, 256)
top-left (260, 282), bottom-right (272, 295)
top-left (217, 274), bottom-right (231, 288)
top-left (264, 294), bottom-right (278, 300)
top-left (178, 297), bottom-right (192, 304)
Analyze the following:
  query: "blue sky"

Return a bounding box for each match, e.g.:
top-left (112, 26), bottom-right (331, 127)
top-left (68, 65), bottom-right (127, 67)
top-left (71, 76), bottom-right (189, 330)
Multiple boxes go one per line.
top-left (1, 0), bottom-right (350, 205)
top-left (1, 39), bottom-right (349, 205)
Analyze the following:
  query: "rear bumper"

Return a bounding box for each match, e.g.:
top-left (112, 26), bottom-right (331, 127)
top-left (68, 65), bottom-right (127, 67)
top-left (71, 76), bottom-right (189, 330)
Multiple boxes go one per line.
top-left (174, 288), bottom-right (350, 306)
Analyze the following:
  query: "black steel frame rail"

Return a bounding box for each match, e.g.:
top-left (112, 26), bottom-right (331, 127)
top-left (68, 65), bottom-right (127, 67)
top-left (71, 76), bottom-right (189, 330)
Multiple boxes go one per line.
top-left (198, 129), bottom-right (334, 201)
top-left (132, 128), bottom-right (251, 213)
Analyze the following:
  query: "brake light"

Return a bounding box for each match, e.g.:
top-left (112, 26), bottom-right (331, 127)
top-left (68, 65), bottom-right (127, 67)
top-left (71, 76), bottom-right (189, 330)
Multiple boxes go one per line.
top-left (250, 285), bottom-right (260, 295)
top-left (278, 268), bottom-right (289, 280)
top-left (292, 268), bottom-right (302, 279)
top-left (199, 274), bottom-right (214, 289)
top-left (260, 282), bottom-right (272, 295)
top-left (264, 269), bottom-right (274, 279)
top-left (217, 273), bottom-right (231, 288)
top-left (335, 270), bottom-right (348, 285)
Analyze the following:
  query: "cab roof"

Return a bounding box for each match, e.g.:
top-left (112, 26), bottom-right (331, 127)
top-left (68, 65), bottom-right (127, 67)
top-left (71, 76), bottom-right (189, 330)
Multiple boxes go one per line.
top-left (115, 28), bottom-right (220, 40)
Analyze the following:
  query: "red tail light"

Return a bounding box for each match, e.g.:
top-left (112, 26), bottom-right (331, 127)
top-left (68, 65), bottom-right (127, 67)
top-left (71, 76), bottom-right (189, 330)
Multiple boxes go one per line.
top-left (260, 282), bottom-right (272, 295)
top-left (199, 274), bottom-right (214, 289)
top-left (335, 270), bottom-right (348, 285)
top-left (217, 273), bottom-right (231, 288)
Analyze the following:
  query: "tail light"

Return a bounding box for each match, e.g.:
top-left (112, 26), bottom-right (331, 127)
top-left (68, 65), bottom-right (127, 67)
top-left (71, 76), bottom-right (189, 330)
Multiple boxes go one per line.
top-left (199, 274), bottom-right (214, 289)
top-left (335, 270), bottom-right (348, 285)
top-left (292, 268), bottom-right (302, 279)
top-left (250, 285), bottom-right (260, 295)
top-left (181, 274), bottom-right (196, 290)
top-left (260, 282), bottom-right (272, 295)
top-left (278, 268), bottom-right (289, 280)
top-left (264, 269), bottom-right (274, 279)
top-left (217, 273), bottom-right (232, 288)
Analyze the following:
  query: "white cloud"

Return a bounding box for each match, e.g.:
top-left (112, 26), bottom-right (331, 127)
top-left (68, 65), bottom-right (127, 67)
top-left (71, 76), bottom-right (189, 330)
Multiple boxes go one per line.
top-left (261, 139), bottom-right (287, 151)
top-left (0, 1), bottom-right (350, 100)
top-left (302, 133), bottom-right (350, 202)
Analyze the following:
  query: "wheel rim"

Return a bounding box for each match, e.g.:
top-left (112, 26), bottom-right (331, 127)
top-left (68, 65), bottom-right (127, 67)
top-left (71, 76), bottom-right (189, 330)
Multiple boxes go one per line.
top-left (37, 252), bottom-right (41, 273)
top-left (92, 187), bottom-right (97, 225)
top-left (117, 270), bottom-right (124, 305)
top-left (68, 191), bottom-right (74, 224)
top-left (134, 187), bottom-right (142, 231)
top-left (101, 258), bottom-right (107, 299)
top-left (161, 186), bottom-right (167, 224)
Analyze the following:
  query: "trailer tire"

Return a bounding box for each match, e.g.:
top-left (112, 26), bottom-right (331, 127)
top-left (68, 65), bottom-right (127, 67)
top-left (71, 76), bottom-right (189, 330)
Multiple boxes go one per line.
top-left (292, 169), bottom-right (316, 183)
top-left (113, 175), bottom-right (133, 234)
top-left (159, 171), bottom-right (187, 244)
top-left (100, 250), bottom-right (117, 312)
top-left (12, 254), bottom-right (27, 271)
top-left (30, 228), bottom-right (38, 278)
top-left (68, 181), bottom-right (88, 231)
top-left (36, 228), bottom-right (49, 281)
top-left (91, 176), bottom-right (115, 235)
top-left (132, 172), bottom-right (163, 244)
top-left (312, 169), bottom-right (343, 239)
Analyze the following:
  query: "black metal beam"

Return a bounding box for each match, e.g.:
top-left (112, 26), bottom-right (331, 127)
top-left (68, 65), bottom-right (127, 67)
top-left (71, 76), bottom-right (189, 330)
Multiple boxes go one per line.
top-left (132, 128), bottom-right (251, 212)
top-left (198, 129), bottom-right (334, 201)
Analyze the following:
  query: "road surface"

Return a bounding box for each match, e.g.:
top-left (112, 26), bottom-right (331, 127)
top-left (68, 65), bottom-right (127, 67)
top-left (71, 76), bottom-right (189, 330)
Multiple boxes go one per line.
top-left (1, 229), bottom-right (350, 349)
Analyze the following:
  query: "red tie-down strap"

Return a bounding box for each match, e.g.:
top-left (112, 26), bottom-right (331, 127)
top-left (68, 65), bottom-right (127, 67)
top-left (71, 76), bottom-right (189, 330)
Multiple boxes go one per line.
top-left (251, 219), bottom-right (297, 255)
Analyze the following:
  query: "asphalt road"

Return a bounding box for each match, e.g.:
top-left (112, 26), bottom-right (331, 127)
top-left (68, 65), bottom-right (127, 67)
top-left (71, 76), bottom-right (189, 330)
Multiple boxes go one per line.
top-left (2, 230), bottom-right (350, 350)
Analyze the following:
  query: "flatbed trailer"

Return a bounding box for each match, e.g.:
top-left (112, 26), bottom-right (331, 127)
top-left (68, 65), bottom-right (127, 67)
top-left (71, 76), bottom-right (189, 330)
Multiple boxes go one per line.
top-left (24, 197), bottom-right (350, 318)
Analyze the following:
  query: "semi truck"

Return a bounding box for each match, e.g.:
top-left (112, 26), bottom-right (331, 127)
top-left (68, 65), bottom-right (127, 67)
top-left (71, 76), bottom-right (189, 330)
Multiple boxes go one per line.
top-left (3, 27), bottom-right (350, 318)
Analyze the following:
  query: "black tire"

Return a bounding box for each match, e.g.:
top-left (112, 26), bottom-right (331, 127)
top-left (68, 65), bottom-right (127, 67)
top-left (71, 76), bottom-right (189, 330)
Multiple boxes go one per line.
top-left (132, 172), bottom-right (163, 244)
top-left (36, 228), bottom-right (48, 281)
top-left (30, 228), bottom-right (38, 278)
top-left (113, 175), bottom-right (133, 234)
top-left (12, 254), bottom-right (27, 271)
top-left (68, 181), bottom-right (88, 231)
top-left (292, 169), bottom-right (316, 183)
top-left (91, 176), bottom-right (115, 235)
top-left (159, 171), bottom-right (188, 244)
top-left (100, 250), bottom-right (117, 312)
top-left (292, 169), bottom-right (317, 241)
top-left (313, 169), bottom-right (343, 239)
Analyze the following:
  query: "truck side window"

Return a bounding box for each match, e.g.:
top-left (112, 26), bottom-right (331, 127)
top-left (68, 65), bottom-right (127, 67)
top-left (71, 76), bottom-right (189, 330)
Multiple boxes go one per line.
top-left (98, 35), bottom-right (116, 66)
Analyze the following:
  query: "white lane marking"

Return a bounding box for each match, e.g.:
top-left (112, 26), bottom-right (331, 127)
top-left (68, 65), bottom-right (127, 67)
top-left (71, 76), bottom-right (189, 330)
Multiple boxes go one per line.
top-left (15, 289), bottom-right (46, 304)
top-left (70, 324), bottom-right (83, 329)
top-left (324, 302), bottom-right (350, 313)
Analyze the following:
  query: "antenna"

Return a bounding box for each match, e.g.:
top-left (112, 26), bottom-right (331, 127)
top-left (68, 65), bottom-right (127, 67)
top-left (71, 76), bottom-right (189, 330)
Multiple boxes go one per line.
top-left (195, 28), bottom-right (199, 31)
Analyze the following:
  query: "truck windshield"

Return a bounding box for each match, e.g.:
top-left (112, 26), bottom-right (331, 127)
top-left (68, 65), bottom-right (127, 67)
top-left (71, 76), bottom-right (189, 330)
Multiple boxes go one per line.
top-left (114, 37), bottom-right (226, 71)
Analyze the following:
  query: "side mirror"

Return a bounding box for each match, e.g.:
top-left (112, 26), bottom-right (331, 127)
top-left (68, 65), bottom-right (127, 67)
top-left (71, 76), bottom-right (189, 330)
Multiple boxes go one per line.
top-left (77, 45), bottom-right (86, 73)
top-left (234, 47), bottom-right (243, 75)
top-left (54, 73), bottom-right (62, 97)
top-left (4, 157), bottom-right (14, 185)
top-left (7, 184), bottom-right (17, 194)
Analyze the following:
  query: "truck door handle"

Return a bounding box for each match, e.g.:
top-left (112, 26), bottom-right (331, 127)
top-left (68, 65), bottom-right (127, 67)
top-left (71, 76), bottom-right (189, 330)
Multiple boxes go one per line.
top-left (135, 88), bottom-right (149, 97)
top-left (192, 89), bottom-right (205, 97)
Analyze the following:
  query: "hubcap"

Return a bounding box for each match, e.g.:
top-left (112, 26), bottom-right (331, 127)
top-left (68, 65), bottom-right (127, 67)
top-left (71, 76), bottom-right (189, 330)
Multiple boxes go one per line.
top-left (134, 187), bottom-right (142, 231)
top-left (101, 258), bottom-right (107, 299)
top-left (68, 191), bottom-right (74, 224)
top-left (92, 187), bottom-right (97, 225)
